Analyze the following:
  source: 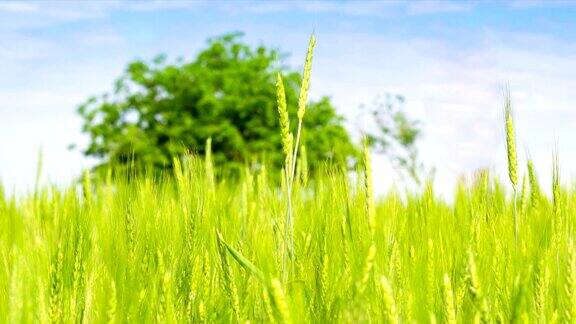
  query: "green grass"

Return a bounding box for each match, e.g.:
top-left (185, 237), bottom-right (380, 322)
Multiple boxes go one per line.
top-left (0, 155), bottom-right (574, 323)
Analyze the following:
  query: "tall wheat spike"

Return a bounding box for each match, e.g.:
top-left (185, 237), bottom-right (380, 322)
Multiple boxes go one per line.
top-left (277, 34), bottom-right (316, 282)
top-left (290, 34), bottom-right (316, 183)
top-left (504, 90), bottom-right (519, 241)
top-left (276, 72), bottom-right (294, 282)
top-left (527, 159), bottom-right (540, 209)
top-left (297, 35), bottom-right (315, 121)
top-left (504, 91), bottom-right (518, 189)
top-left (276, 73), bottom-right (293, 168)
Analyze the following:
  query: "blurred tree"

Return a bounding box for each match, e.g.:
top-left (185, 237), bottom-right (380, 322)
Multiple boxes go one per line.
top-left (77, 32), bottom-right (358, 176)
top-left (360, 94), bottom-right (431, 184)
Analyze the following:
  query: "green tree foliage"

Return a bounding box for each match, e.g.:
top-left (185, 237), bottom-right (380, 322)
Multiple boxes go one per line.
top-left (77, 32), bottom-right (357, 176)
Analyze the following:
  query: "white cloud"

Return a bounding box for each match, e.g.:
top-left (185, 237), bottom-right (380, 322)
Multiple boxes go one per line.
top-left (305, 29), bottom-right (576, 198)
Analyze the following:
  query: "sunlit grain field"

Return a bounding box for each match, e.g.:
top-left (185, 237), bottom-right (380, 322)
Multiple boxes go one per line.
top-left (0, 151), bottom-right (574, 323)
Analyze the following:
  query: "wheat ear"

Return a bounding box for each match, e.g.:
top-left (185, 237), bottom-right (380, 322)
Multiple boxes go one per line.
top-left (504, 90), bottom-right (519, 241)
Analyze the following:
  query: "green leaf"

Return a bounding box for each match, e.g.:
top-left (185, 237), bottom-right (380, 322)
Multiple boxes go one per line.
top-left (216, 231), bottom-right (268, 285)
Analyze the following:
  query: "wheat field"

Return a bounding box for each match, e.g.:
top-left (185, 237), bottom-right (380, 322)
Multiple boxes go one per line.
top-left (1, 146), bottom-right (574, 323)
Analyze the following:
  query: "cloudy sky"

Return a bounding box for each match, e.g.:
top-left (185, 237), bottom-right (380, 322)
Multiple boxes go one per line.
top-left (1, 0), bottom-right (576, 198)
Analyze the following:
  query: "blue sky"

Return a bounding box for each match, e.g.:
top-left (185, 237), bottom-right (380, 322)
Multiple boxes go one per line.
top-left (1, 0), bottom-right (576, 197)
